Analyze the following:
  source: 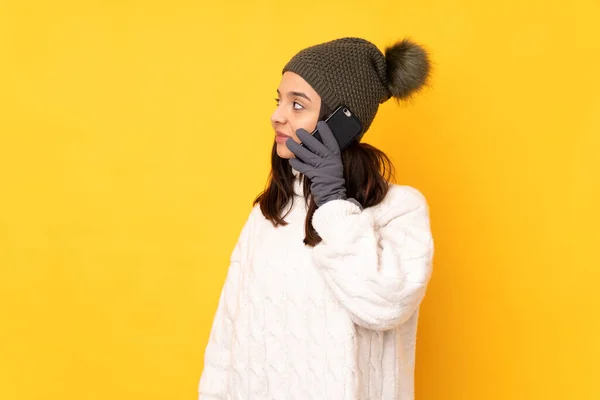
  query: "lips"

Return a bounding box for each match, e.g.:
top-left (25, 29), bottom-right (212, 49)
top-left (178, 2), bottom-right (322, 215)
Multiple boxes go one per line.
top-left (275, 131), bottom-right (291, 144)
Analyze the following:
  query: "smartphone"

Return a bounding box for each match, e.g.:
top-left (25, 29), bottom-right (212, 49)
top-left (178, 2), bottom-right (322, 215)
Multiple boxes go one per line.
top-left (301, 105), bottom-right (363, 151)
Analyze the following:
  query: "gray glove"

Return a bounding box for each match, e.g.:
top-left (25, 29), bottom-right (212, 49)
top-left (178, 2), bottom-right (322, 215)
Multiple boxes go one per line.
top-left (286, 121), bottom-right (362, 209)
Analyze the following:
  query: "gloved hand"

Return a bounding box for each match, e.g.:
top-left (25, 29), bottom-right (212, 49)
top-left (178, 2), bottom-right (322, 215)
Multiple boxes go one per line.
top-left (286, 121), bottom-right (362, 209)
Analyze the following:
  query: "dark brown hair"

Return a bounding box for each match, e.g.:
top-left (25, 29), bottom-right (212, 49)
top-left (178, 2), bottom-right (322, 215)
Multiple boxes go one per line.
top-left (253, 104), bottom-right (395, 247)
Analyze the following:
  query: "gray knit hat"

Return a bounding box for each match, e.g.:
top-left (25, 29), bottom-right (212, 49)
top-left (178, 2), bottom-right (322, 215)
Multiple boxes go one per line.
top-left (282, 37), bottom-right (430, 140)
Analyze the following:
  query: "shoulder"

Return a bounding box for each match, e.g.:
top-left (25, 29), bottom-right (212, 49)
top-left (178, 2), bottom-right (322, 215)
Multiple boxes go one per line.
top-left (235, 203), bottom-right (262, 237)
top-left (247, 203), bottom-right (265, 228)
top-left (249, 203), bottom-right (262, 218)
top-left (368, 183), bottom-right (431, 224)
top-left (382, 183), bottom-right (429, 212)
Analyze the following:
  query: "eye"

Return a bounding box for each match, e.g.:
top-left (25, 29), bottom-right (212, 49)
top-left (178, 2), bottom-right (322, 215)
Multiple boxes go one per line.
top-left (274, 97), bottom-right (280, 105)
top-left (293, 101), bottom-right (304, 110)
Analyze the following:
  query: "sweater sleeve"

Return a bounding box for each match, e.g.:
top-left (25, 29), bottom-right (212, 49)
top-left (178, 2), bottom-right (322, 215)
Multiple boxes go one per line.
top-left (311, 185), bottom-right (434, 331)
top-left (198, 206), bottom-right (256, 399)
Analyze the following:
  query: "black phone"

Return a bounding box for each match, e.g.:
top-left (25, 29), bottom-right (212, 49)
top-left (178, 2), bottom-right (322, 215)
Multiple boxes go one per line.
top-left (301, 105), bottom-right (363, 151)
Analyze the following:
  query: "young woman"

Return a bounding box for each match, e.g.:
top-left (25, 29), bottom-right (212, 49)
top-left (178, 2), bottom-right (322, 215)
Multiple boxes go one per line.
top-left (199, 37), bottom-right (434, 400)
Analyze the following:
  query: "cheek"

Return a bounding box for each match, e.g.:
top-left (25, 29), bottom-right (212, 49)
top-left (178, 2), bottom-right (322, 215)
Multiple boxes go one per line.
top-left (290, 113), bottom-right (319, 144)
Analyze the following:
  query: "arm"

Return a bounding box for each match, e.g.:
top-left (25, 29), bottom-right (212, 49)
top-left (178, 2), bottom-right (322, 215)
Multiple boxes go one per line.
top-left (311, 185), bottom-right (434, 331)
top-left (198, 207), bottom-right (256, 399)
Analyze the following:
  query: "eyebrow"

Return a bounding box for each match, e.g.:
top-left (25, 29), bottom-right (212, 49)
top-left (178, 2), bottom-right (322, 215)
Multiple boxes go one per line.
top-left (277, 89), bottom-right (312, 102)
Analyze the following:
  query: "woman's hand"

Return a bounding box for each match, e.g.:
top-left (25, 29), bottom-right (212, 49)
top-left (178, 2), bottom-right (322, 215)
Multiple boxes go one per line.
top-left (285, 121), bottom-right (349, 208)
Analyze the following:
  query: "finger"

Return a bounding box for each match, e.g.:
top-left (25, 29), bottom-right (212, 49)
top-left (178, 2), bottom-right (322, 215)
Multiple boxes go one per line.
top-left (285, 137), bottom-right (320, 167)
top-left (316, 121), bottom-right (340, 155)
top-left (296, 127), bottom-right (332, 159)
top-left (288, 157), bottom-right (312, 176)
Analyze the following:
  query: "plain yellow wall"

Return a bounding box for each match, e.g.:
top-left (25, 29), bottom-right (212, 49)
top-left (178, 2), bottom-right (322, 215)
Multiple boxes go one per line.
top-left (1, 1), bottom-right (598, 399)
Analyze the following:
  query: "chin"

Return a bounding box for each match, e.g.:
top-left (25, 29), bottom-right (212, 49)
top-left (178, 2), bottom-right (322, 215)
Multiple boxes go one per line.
top-left (276, 143), bottom-right (295, 159)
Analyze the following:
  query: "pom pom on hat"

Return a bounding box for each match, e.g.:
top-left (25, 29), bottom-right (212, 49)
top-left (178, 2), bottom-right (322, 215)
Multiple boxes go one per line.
top-left (385, 38), bottom-right (431, 100)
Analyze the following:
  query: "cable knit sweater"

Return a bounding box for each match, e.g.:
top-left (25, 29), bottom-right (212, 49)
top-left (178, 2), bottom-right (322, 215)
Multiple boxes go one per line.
top-left (198, 168), bottom-right (434, 400)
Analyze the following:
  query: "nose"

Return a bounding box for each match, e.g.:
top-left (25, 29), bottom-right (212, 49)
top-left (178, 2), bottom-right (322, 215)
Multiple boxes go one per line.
top-left (270, 104), bottom-right (287, 126)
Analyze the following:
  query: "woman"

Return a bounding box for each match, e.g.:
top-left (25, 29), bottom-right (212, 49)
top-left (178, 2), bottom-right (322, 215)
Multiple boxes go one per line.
top-left (199, 37), bottom-right (434, 400)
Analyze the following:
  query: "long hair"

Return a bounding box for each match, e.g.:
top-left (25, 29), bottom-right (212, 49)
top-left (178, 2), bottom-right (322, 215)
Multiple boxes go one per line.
top-left (253, 103), bottom-right (395, 247)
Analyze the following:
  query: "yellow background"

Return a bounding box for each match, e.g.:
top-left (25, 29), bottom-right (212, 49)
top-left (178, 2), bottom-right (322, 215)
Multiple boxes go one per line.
top-left (1, 1), bottom-right (598, 399)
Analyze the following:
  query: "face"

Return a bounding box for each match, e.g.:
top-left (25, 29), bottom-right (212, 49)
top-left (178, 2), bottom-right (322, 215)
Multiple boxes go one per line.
top-left (271, 71), bottom-right (322, 159)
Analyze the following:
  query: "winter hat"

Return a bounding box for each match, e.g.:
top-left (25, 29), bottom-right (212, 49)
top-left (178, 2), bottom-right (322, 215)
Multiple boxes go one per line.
top-left (282, 37), bottom-right (431, 139)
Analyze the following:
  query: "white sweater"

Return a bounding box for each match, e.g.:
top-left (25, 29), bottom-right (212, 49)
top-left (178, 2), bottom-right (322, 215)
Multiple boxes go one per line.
top-left (199, 168), bottom-right (434, 400)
